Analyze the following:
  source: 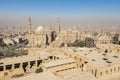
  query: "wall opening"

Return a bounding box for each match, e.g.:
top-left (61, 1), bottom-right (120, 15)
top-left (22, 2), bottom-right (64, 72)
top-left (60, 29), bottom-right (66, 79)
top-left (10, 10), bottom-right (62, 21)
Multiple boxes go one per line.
top-left (106, 70), bottom-right (108, 74)
top-left (30, 61), bottom-right (35, 68)
top-left (49, 56), bottom-right (53, 59)
top-left (111, 69), bottom-right (112, 72)
top-left (100, 72), bottom-right (102, 76)
top-left (22, 62), bottom-right (28, 72)
top-left (14, 63), bottom-right (20, 69)
top-left (6, 65), bottom-right (12, 70)
top-left (105, 49), bottom-right (108, 53)
top-left (0, 66), bottom-right (3, 71)
top-left (37, 60), bottom-right (42, 67)
top-left (95, 69), bottom-right (97, 77)
top-left (114, 67), bottom-right (116, 72)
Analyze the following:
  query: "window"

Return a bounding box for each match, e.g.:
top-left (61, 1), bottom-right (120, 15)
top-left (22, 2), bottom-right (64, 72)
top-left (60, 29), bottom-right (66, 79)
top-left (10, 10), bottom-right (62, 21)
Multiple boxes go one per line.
top-left (118, 67), bottom-right (120, 71)
top-left (111, 69), bottom-right (112, 72)
top-left (6, 65), bottom-right (12, 70)
top-left (118, 49), bottom-right (119, 52)
top-left (0, 66), bottom-right (3, 71)
top-left (14, 63), bottom-right (20, 69)
top-left (75, 56), bottom-right (77, 59)
top-left (79, 58), bottom-right (81, 61)
top-left (114, 67), bottom-right (116, 72)
top-left (106, 70), bottom-right (108, 74)
top-left (100, 72), bottom-right (102, 76)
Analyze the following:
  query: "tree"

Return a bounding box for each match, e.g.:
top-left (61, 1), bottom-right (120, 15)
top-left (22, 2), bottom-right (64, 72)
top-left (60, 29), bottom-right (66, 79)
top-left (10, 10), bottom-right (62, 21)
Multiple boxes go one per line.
top-left (68, 40), bottom-right (85, 47)
top-left (35, 67), bottom-right (43, 73)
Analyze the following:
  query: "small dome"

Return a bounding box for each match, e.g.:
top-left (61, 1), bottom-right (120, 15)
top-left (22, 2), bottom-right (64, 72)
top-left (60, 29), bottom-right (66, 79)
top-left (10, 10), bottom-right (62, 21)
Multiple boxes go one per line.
top-left (35, 26), bottom-right (44, 34)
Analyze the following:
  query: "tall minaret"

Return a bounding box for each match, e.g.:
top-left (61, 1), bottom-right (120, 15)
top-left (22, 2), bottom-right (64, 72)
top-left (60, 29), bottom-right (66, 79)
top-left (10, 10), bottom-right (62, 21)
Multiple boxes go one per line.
top-left (28, 16), bottom-right (32, 34)
top-left (57, 17), bottom-right (61, 33)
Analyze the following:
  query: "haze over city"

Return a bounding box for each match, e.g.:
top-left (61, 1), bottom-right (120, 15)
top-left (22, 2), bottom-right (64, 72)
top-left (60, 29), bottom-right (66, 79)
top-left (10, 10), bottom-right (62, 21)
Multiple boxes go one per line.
top-left (0, 0), bottom-right (120, 27)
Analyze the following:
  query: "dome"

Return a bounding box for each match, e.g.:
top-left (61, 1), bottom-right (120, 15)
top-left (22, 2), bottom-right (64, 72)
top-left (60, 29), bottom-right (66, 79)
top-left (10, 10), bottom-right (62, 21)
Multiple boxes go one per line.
top-left (35, 26), bottom-right (44, 34)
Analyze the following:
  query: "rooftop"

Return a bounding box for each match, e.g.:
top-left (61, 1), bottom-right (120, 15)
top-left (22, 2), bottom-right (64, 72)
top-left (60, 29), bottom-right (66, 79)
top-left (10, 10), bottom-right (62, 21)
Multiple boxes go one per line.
top-left (0, 50), bottom-right (50, 66)
top-left (42, 58), bottom-right (75, 68)
top-left (66, 47), bottom-right (120, 68)
top-left (11, 71), bottom-right (61, 80)
top-left (58, 69), bottom-right (96, 80)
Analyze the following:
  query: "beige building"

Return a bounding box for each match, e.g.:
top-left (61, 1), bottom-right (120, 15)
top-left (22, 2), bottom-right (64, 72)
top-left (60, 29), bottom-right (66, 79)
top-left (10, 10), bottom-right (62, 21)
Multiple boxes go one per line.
top-left (58, 69), bottom-right (97, 80)
top-left (96, 44), bottom-right (120, 54)
top-left (42, 58), bottom-right (77, 74)
top-left (11, 70), bottom-right (97, 80)
top-left (11, 71), bottom-right (61, 80)
top-left (62, 47), bottom-right (120, 79)
top-left (0, 48), bottom-right (76, 79)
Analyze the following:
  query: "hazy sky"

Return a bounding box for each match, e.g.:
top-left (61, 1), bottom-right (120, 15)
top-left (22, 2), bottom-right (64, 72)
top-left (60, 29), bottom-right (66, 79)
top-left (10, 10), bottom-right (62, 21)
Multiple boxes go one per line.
top-left (0, 0), bottom-right (120, 27)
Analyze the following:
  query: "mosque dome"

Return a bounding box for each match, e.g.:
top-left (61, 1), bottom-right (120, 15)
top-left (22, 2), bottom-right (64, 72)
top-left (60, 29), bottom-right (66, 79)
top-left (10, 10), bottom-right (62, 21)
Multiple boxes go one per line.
top-left (35, 26), bottom-right (44, 34)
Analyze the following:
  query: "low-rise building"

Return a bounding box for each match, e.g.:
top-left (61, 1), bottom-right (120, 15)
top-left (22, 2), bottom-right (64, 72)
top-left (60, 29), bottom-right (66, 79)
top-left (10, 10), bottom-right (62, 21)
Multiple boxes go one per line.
top-left (42, 58), bottom-right (77, 74)
top-left (63, 47), bottom-right (120, 79)
top-left (11, 71), bottom-right (61, 80)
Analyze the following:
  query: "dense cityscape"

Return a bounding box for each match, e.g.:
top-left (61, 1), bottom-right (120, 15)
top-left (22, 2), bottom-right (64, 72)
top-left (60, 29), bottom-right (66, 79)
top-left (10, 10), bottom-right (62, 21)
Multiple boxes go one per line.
top-left (0, 0), bottom-right (120, 80)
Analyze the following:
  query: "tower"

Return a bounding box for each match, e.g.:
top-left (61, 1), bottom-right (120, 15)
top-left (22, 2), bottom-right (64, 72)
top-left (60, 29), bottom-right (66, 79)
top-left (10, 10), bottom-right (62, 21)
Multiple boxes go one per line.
top-left (57, 17), bottom-right (61, 33)
top-left (28, 16), bottom-right (32, 34)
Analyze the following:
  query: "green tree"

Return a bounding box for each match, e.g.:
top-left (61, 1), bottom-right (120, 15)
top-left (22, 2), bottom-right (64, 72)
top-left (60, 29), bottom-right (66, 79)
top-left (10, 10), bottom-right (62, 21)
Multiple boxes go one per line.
top-left (35, 67), bottom-right (43, 73)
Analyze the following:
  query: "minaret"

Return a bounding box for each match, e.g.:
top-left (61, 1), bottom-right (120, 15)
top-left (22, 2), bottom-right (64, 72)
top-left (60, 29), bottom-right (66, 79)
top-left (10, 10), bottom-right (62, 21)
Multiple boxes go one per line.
top-left (57, 17), bottom-right (61, 33)
top-left (28, 16), bottom-right (32, 34)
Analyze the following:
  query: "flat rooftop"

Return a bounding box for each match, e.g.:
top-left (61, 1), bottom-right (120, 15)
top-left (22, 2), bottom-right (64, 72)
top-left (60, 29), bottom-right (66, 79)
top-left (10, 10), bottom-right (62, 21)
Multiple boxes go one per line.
top-left (11, 71), bottom-right (61, 80)
top-left (66, 47), bottom-right (120, 68)
top-left (58, 69), bottom-right (96, 80)
top-left (0, 50), bottom-right (51, 66)
top-left (42, 58), bottom-right (75, 68)
top-left (0, 50), bottom-right (68, 66)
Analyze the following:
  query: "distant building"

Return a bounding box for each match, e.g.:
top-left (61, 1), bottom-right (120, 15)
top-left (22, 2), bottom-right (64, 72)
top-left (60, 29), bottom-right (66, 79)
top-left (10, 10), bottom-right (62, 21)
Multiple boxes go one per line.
top-left (112, 34), bottom-right (119, 44)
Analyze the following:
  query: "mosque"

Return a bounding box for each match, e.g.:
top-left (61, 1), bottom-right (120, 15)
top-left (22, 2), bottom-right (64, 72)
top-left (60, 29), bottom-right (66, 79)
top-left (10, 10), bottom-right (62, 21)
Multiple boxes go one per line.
top-left (26, 16), bottom-right (58, 47)
top-left (26, 16), bottom-right (120, 49)
top-left (26, 16), bottom-right (83, 48)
